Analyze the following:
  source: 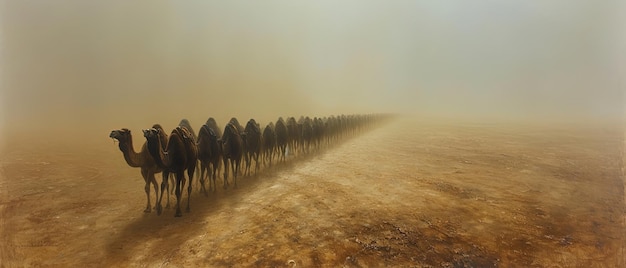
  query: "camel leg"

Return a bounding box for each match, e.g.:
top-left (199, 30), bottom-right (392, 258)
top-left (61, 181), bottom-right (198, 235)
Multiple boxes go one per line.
top-left (248, 153), bottom-right (252, 175)
top-left (174, 172), bottom-right (184, 217)
top-left (211, 162), bottom-right (217, 192)
top-left (149, 172), bottom-right (159, 210)
top-left (165, 174), bottom-right (174, 209)
top-left (282, 146), bottom-right (286, 162)
top-left (169, 174), bottom-right (175, 195)
top-left (212, 161), bottom-right (220, 192)
top-left (247, 152), bottom-right (252, 175)
top-left (244, 153), bottom-right (249, 176)
top-left (250, 153), bottom-right (254, 175)
top-left (247, 153), bottom-right (252, 176)
top-left (255, 152), bottom-right (258, 173)
top-left (157, 171), bottom-right (169, 215)
top-left (141, 168), bottom-right (151, 213)
top-left (207, 163), bottom-right (213, 193)
top-left (262, 150), bottom-right (266, 168)
top-left (281, 146), bottom-right (286, 162)
top-left (199, 161), bottom-right (208, 196)
top-left (216, 159), bottom-right (222, 192)
top-left (233, 159), bottom-right (240, 188)
top-left (186, 164), bottom-right (195, 213)
top-left (223, 158), bottom-right (230, 189)
top-left (194, 163), bottom-right (200, 192)
top-left (242, 153), bottom-right (247, 176)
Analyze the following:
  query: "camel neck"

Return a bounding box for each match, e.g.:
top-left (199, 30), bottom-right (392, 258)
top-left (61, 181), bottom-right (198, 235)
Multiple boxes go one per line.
top-left (120, 134), bottom-right (144, 168)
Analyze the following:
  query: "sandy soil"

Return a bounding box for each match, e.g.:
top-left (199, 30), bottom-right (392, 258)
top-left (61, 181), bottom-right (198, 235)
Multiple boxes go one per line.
top-left (1, 117), bottom-right (624, 267)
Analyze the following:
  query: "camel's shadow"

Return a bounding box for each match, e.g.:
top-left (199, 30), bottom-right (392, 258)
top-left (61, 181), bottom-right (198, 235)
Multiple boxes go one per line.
top-left (104, 144), bottom-right (340, 265)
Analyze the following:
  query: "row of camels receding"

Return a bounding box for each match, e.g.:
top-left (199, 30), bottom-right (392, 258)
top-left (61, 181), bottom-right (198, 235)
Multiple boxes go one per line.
top-left (110, 114), bottom-right (392, 217)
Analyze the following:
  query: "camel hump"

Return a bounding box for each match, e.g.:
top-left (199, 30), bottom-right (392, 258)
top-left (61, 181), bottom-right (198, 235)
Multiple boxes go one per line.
top-left (225, 122), bottom-right (240, 136)
top-left (178, 126), bottom-right (195, 142)
top-left (245, 119), bottom-right (261, 133)
top-left (172, 126), bottom-right (187, 140)
top-left (206, 117), bottom-right (217, 125)
top-left (179, 119), bottom-right (191, 126)
top-left (200, 124), bottom-right (217, 138)
top-left (178, 119), bottom-right (196, 138)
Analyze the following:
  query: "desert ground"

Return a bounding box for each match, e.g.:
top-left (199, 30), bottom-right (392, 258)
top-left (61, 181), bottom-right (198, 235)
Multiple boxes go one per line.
top-left (1, 116), bottom-right (624, 267)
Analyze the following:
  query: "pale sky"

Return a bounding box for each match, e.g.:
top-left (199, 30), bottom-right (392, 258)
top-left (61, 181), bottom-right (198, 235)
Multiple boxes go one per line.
top-left (1, 0), bottom-right (624, 130)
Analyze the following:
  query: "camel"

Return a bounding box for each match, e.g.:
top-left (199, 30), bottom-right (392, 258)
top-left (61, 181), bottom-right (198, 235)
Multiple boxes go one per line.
top-left (109, 124), bottom-right (175, 213)
top-left (297, 116), bottom-right (307, 154)
top-left (301, 117), bottom-right (314, 154)
top-left (178, 119), bottom-right (197, 141)
top-left (205, 117), bottom-right (222, 139)
top-left (274, 117), bottom-right (288, 162)
top-left (228, 117), bottom-right (245, 133)
top-left (179, 119), bottom-right (201, 182)
top-left (144, 126), bottom-right (198, 217)
top-left (241, 119), bottom-right (262, 176)
top-left (220, 123), bottom-right (243, 189)
top-left (151, 124), bottom-right (176, 198)
top-left (110, 127), bottom-right (160, 213)
top-left (286, 117), bottom-right (299, 156)
top-left (312, 117), bottom-right (324, 150)
top-left (326, 116), bottom-right (339, 144)
top-left (262, 122), bottom-right (276, 167)
top-left (197, 124), bottom-right (222, 194)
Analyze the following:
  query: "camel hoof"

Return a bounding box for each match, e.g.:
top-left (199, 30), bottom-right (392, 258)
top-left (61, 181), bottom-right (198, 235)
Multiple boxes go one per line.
top-left (144, 208), bottom-right (151, 213)
top-left (175, 210), bottom-right (183, 217)
top-left (186, 207), bottom-right (191, 213)
top-left (156, 205), bottom-right (163, 216)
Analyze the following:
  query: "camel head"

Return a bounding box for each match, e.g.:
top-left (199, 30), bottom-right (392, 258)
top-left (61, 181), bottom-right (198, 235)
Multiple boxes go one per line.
top-left (110, 128), bottom-right (132, 151)
top-left (110, 128), bottom-right (131, 143)
top-left (142, 128), bottom-right (159, 141)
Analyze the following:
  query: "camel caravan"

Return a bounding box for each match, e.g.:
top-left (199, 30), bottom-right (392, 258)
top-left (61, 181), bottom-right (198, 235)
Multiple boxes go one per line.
top-left (110, 114), bottom-right (391, 217)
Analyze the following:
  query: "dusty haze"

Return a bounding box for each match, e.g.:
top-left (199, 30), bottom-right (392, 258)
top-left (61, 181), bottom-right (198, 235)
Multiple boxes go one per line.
top-left (1, 0), bottom-right (624, 138)
top-left (1, 1), bottom-right (626, 266)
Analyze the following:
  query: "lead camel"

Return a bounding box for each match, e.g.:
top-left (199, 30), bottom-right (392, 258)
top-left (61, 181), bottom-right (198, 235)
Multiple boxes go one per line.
top-left (109, 124), bottom-right (174, 213)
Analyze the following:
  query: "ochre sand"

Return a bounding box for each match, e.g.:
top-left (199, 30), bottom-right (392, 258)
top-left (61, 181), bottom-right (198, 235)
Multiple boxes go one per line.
top-left (1, 117), bottom-right (624, 267)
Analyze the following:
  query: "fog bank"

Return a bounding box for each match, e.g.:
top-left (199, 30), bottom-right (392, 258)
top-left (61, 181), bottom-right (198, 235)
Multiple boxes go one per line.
top-left (1, 0), bottom-right (624, 135)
